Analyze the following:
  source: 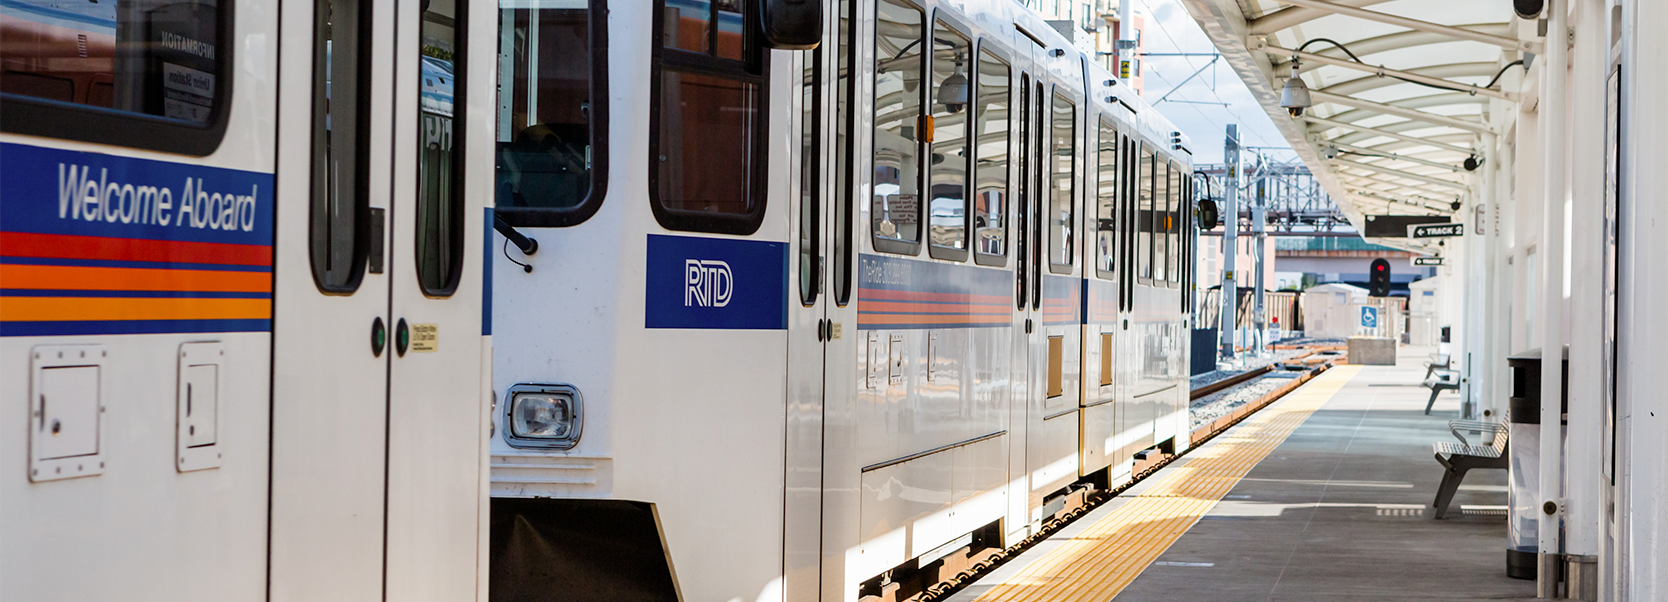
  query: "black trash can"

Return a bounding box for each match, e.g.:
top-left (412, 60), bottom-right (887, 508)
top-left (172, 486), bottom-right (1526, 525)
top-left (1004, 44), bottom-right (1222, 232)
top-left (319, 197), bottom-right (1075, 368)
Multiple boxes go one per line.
top-left (1505, 347), bottom-right (1567, 580)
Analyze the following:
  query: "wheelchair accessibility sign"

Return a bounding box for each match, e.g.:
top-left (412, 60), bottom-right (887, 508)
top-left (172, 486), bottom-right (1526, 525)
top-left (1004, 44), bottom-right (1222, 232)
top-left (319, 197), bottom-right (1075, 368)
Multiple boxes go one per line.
top-left (1360, 306), bottom-right (1379, 329)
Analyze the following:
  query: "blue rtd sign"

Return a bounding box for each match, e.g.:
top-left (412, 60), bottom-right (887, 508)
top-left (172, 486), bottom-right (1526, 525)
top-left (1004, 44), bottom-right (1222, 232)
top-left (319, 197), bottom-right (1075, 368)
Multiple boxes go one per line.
top-left (1360, 306), bottom-right (1380, 329)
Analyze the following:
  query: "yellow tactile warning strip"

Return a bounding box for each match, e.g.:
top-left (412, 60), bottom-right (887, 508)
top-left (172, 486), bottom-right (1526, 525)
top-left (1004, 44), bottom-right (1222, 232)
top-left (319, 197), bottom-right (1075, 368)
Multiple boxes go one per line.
top-left (974, 365), bottom-right (1363, 602)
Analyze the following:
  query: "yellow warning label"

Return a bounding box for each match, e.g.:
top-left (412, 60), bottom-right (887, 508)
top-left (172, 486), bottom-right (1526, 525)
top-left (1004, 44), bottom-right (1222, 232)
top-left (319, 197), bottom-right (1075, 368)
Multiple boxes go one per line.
top-left (411, 323), bottom-right (439, 353)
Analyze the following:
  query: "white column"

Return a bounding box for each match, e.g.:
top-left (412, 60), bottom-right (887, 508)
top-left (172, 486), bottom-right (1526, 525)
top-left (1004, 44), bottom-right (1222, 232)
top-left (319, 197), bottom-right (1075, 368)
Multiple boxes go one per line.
top-left (1536, 0), bottom-right (1569, 592)
top-left (1564, 0), bottom-right (1606, 561)
top-left (1478, 132), bottom-right (1500, 420)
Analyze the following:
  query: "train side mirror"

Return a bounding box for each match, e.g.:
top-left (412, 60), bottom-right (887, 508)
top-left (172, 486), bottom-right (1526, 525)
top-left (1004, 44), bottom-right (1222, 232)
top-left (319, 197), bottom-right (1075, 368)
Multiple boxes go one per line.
top-left (759, 0), bottom-right (822, 50)
top-left (1196, 199), bottom-right (1220, 230)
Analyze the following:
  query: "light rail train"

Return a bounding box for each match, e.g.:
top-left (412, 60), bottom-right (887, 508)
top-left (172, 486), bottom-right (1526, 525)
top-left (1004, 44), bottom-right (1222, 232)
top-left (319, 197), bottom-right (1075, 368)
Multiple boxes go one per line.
top-left (0, 0), bottom-right (1196, 600)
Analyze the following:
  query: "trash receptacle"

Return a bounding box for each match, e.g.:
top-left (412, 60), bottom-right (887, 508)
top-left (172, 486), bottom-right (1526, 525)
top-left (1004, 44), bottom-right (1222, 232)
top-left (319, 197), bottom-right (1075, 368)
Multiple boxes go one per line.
top-left (1506, 347), bottom-right (1567, 580)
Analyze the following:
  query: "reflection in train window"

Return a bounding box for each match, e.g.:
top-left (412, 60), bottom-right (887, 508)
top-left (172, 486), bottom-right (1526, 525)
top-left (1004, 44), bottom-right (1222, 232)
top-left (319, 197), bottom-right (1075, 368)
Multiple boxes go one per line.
top-left (495, 0), bottom-right (605, 227)
top-left (1095, 119), bottom-right (1117, 276)
top-left (1137, 145), bottom-right (1153, 281)
top-left (871, 0), bottom-right (925, 252)
top-left (973, 49), bottom-right (1009, 262)
top-left (1167, 159), bottom-right (1181, 285)
top-left (0, 0), bottom-right (223, 122)
top-left (310, 0), bottom-right (373, 293)
top-left (799, 42), bottom-right (821, 305)
top-left (1049, 94), bottom-right (1075, 269)
top-left (833, 0), bottom-right (856, 303)
top-left (416, 0), bottom-right (465, 295)
top-left (928, 21), bottom-right (970, 258)
top-left (651, 0), bottom-right (767, 234)
top-left (1154, 158), bottom-right (1168, 282)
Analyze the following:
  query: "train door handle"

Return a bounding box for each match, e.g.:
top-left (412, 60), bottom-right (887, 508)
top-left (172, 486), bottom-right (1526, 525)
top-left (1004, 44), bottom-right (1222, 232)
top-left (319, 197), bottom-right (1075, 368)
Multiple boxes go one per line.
top-left (817, 318), bottom-right (826, 342)
top-left (1025, 318), bottom-right (1033, 334)
top-left (394, 318), bottom-right (410, 357)
top-left (371, 317), bottom-right (387, 357)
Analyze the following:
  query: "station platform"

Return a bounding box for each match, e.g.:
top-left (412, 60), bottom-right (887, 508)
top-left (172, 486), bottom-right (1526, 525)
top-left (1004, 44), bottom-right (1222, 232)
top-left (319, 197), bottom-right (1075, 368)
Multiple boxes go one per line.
top-left (949, 347), bottom-right (1537, 602)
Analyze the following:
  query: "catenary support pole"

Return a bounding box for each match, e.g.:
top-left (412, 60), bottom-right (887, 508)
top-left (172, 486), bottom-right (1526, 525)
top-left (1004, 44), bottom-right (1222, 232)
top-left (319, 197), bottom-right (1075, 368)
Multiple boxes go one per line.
top-left (1221, 125), bottom-right (1240, 361)
top-left (1253, 176), bottom-right (1267, 355)
top-left (1537, 0), bottom-right (1568, 596)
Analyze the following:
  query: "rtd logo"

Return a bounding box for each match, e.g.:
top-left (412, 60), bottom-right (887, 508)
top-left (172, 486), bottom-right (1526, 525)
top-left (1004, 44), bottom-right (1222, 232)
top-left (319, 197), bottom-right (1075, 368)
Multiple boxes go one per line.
top-left (684, 259), bottom-right (733, 308)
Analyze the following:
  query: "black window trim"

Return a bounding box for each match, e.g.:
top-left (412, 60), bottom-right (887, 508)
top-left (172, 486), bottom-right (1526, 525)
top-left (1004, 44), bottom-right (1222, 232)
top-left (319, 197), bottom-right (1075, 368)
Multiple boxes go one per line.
top-left (308, 0), bottom-right (375, 295)
top-left (1092, 115), bottom-right (1117, 282)
top-left (647, 0), bottom-right (770, 235)
top-left (799, 42), bottom-right (823, 307)
top-left (416, 2), bottom-right (469, 297)
top-left (924, 11), bottom-right (972, 264)
top-left (833, 0), bottom-right (858, 306)
top-left (869, 0), bottom-right (928, 257)
top-left (495, 0), bottom-right (611, 229)
top-left (1135, 141), bottom-right (1154, 287)
top-left (0, 0), bottom-right (236, 156)
top-left (970, 40), bottom-right (1011, 268)
top-left (1046, 85), bottom-right (1078, 276)
top-left (1014, 71), bottom-right (1031, 311)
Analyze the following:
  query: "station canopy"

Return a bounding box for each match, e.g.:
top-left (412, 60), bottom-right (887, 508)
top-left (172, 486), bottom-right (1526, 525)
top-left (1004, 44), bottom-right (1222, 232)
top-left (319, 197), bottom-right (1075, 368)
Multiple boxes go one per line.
top-left (1180, 0), bottom-right (1532, 251)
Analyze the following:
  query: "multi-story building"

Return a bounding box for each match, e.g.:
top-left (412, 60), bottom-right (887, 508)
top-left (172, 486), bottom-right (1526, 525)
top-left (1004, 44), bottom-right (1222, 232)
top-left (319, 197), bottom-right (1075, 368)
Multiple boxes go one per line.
top-left (1030, 0), bottom-right (1145, 97)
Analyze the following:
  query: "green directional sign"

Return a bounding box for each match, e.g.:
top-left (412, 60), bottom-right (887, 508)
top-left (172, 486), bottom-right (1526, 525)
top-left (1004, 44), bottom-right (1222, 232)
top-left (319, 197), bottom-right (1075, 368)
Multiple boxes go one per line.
top-left (1409, 223), bottom-right (1464, 238)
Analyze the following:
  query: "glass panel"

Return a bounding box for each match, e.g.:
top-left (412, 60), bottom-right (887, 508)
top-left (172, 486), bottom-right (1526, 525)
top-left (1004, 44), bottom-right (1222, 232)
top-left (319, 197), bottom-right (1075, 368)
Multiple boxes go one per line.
top-left (656, 69), bottom-right (760, 215)
top-left (1049, 93), bottom-right (1074, 266)
top-left (1168, 160), bottom-right (1181, 284)
top-left (1031, 81), bottom-right (1042, 308)
top-left (973, 50), bottom-right (1008, 258)
top-left (0, 0), bottom-right (222, 122)
top-left (834, 0), bottom-right (854, 304)
top-left (1095, 119), bottom-right (1116, 274)
top-left (1154, 159), bottom-right (1167, 282)
top-left (417, 0), bottom-right (464, 295)
top-left (871, 0), bottom-right (923, 247)
top-left (310, 0), bottom-right (372, 292)
top-left (927, 21), bottom-right (969, 254)
top-left (662, 0), bottom-right (712, 54)
top-left (1137, 145), bottom-right (1152, 280)
top-left (496, 0), bottom-right (593, 211)
top-left (1015, 75), bottom-right (1029, 309)
top-left (714, 0), bottom-right (745, 61)
top-left (799, 47), bottom-right (820, 305)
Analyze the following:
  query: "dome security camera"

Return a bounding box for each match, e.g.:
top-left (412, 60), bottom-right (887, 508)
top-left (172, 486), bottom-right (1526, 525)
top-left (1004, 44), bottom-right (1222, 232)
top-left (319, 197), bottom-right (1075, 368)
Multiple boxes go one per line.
top-left (1280, 59), bottom-right (1312, 118)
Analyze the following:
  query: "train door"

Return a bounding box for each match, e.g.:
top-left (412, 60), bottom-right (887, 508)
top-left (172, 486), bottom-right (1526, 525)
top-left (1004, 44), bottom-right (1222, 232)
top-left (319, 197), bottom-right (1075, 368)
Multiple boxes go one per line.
top-left (1008, 70), bottom-right (1039, 536)
top-left (271, 0), bottom-right (486, 597)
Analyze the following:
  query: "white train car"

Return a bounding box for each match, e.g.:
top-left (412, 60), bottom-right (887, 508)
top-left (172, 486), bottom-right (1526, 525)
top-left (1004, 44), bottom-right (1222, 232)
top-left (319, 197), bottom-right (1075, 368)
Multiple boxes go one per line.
top-left (486, 0), bottom-right (1195, 600)
top-left (0, 0), bottom-right (495, 596)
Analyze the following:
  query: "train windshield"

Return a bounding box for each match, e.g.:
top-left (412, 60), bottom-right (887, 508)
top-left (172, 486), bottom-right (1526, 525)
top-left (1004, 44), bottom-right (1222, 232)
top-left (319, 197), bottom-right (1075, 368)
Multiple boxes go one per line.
top-left (0, 0), bottom-right (223, 123)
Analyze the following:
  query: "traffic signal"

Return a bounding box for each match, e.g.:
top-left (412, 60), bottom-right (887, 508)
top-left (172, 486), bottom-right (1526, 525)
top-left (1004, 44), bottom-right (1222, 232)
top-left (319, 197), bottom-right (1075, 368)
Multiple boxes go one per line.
top-left (1369, 258), bottom-right (1391, 297)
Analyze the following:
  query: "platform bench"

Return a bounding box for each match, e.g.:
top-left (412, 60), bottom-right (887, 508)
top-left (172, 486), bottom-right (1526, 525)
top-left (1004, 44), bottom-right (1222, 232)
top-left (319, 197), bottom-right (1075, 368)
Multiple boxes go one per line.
top-left (1431, 420), bottom-right (1508, 519)
top-left (1423, 353), bottom-right (1452, 380)
top-left (1422, 369), bottom-right (1461, 415)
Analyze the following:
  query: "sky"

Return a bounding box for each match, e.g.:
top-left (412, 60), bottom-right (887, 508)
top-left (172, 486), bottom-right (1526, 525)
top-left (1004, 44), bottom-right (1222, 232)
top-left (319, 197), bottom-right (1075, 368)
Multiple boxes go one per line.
top-left (1133, 0), bottom-right (1295, 166)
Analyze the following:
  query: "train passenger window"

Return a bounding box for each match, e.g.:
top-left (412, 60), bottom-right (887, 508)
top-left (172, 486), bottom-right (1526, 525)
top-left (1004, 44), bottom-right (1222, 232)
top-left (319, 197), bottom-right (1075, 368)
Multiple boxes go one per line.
top-left (495, 0), bottom-right (607, 227)
top-left (1048, 93), bottom-right (1075, 271)
top-left (972, 49), bottom-right (1009, 264)
top-left (416, 0), bottom-right (466, 296)
top-left (871, 0), bottom-right (925, 252)
top-left (1094, 119), bottom-right (1117, 277)
top-left (833, 0), bottom-right (856, 304)
top-left (926, 21), bottom-right (971, 260)
top-left (0, 0), bottom-right (231, 154)
top-left (650, 0), bottom-right (767, 234)
top-left (799, 45), bottom-right (821, 305)
top-left (1015, 74), bottom-right (1030, 310)
top-left (1136, 145), bottom-right (1153, 282)
top-left (1154, 159), bottom-right (1168, 283)
top-left (1167, 160), bottom-right (1181, 285)
top-left (310, 0), bottom-right (375, 293)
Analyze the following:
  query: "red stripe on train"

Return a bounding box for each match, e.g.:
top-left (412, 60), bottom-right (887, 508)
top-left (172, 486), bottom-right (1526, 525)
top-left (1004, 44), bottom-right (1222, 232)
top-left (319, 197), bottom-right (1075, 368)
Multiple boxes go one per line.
top-left (0, 232), bottom-right (272, 266)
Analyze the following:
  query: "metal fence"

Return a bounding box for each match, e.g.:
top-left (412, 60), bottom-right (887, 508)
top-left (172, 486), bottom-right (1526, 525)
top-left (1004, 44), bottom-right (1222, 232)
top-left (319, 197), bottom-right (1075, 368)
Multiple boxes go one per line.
top-left (1195, 289), bottom-right (1302, 333)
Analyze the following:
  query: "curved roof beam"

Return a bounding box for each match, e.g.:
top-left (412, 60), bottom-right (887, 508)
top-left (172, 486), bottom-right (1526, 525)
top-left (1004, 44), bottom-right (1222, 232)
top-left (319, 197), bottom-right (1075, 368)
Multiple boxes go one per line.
top-left (1332, 157), bottom-right (1467, 189)
top-left (1332, 144), bottom-right (1466, 172)
top-left (1329, 129), bottom-right (1476, 151)
top-left (1312, 62), bottom-right (1502, 97)
top-left (1248, 0), bottom-right (1394, 36)
top-left (1303, 115), bottom-right (1475, 154)
top-left (1254, 0), bottom-right (1539, 53)
top-left (1338, 139), bottom-right (1473, 159)
top-left (1272, 27), bottom-right (1517, 74)
top-left (1308, 90), bottom-right (1491, 133)
top-left (1259, 43), bottom-right (1514, 100)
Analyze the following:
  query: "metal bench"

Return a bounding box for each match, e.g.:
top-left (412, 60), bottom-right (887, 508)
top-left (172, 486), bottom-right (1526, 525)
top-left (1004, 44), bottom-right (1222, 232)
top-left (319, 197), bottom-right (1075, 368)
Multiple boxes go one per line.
top-left (1431, 420), bottom-right (1508, 519)
top-left (1423, 353), bottom-right (1452, 379)
top-left (1422, 369), bottom-right (1461, 415)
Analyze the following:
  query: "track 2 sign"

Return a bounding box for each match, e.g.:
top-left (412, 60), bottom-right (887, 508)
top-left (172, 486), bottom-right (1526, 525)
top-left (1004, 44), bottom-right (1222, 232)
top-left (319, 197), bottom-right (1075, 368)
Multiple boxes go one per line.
top-left (1412, 257), bottom-right (1445, 267)
top-left (1408, 223), bottom-right (1464, 238)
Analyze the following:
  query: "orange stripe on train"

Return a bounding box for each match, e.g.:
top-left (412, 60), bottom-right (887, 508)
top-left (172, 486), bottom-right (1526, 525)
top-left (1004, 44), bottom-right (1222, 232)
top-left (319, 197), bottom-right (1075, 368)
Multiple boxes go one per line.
top-left (0, 297), bottom-right (271, 322)
top-left (0, 264), bottom-right (271, 293)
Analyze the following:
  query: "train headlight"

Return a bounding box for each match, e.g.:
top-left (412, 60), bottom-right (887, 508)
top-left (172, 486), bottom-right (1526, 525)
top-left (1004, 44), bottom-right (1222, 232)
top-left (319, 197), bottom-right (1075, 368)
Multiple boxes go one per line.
top-left (504, 384), bottom-right (582, 450)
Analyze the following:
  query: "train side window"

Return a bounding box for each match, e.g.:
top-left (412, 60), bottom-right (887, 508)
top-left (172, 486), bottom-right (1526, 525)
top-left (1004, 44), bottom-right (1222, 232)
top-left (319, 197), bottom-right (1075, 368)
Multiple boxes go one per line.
top-left (494, 0), bottom-right (608, 228)
top-left (1015, 73), bottom-right (1030, 310)
top-left (1154, 158), bottom-right (1168, 283)
top-left (871, 0), bottom-right (926, 253)
top-left (1167, 159), bottom-right (1181, 286)
top-left (1094, 119), bottom-right (1116, 277)
top-left (416, 0), bottom-right (466, 296)
top-left (833, 0), bottom-right (856, 305)
top-left (650, 0), bottom-right (768, 234)
top-left (1136, 145), bottom-right (1153, 283)
top-left (0, 0), bottom-right (232, 154)
top-left (926, 20), bottom-right (970, 260)
top-left (1048, 93), bottom-right (1074, 271)
top-left (799, 42), bottom-right (821, 306)
top-left (972, 48), bottom-right (1009, 265)
top-left (310, 0), bottom-right (375, 293)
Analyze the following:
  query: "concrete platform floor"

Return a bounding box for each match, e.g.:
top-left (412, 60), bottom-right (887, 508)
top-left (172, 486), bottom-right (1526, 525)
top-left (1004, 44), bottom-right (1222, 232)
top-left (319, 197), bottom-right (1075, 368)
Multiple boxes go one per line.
top-left (1116, 345), bottom-right (1536, 601)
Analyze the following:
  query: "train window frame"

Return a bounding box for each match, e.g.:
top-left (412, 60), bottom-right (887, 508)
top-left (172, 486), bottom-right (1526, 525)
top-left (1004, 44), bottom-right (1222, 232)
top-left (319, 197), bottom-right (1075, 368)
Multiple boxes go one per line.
top-left (648, 0), bottom-right (770, 235)
top-left (924, 13), bottom-right (972, 263)
top-left (1121, 134), bottom-right (1135, 307)
top-left (970, 42), bottom-right (1011, 268)
top-left (1135, 143), bottom-right (1154, 286)
top-left (415, 0), bottom-right (468, 296)
top-left (1093, 116), bottom-right (1117, 281)
top-left (1153, 155), bottom-right (1168, 284)
top-left (832, 0), bottom-right (857, 306)
top-left (798, 43), bottom-right (822, 306)
top-left (309, 0), bottom-right (376, 294)
top-left (0, 0), bottom-right (235, 156)
top-left (868, 0), bottom-right (928, 256)
top-left (1014, 72), bottom-right (1031, 310)
top-left (493, 0), bottom-right (611, 229)
top-left (1046, 88), bottom-right (1076, 275)
top-left (1166, 158), bottom-right (1181, 288)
